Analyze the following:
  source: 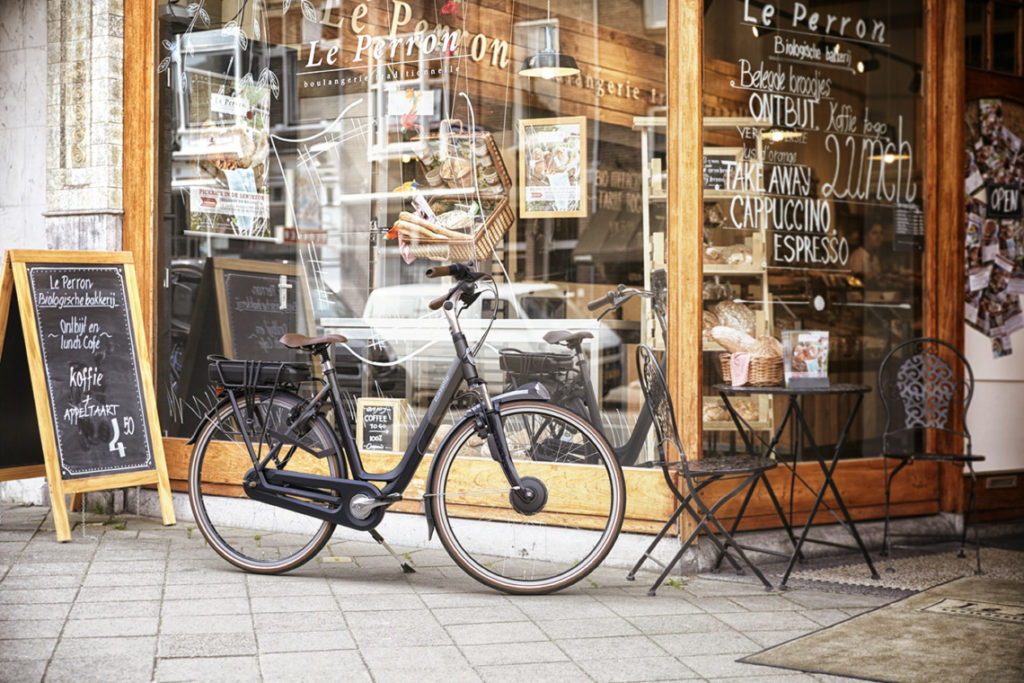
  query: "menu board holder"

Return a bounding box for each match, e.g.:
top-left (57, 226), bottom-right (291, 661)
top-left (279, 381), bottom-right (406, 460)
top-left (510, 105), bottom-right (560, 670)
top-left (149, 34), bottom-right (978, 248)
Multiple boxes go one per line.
top-left (356, 398), bottom-right (408, 453)
top-left (0, 251), bottom-right (175, 541)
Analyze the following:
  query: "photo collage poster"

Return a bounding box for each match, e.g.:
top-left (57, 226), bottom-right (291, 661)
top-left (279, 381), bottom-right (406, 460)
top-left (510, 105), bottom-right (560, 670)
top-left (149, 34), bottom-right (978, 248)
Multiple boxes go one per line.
top-left (965, 98), bottom-right (1024, 358)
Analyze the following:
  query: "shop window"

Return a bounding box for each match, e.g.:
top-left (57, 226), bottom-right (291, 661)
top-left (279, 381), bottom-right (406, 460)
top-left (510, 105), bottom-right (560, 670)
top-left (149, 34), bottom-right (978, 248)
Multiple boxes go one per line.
top-left (700, 1), bottom-right (925, 460)
top-left (154, 1), bottom-right (667, 466)
top-left (965, 0), bottom-right (1024, 75)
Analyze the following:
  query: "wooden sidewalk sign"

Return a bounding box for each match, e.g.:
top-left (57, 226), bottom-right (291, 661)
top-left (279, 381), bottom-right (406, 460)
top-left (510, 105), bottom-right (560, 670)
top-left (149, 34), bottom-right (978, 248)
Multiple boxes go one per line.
top-left (0, 250), bottom-right (175, 540)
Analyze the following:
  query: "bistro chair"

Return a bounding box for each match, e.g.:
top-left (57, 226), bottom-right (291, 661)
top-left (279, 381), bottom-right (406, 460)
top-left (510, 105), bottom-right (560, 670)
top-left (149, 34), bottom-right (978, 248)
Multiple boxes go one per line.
top-left (626, 344), bottom-right (780, 595)
top-left (878, 337), bottom-right (985, 574)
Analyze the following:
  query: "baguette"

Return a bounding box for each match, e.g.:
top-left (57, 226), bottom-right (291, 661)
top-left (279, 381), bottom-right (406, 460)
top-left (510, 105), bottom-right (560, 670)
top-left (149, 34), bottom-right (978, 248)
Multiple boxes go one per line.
top-left (399, 211), bottom-right (471, 239)
top-left (393, 219), bottom-right (445, 241)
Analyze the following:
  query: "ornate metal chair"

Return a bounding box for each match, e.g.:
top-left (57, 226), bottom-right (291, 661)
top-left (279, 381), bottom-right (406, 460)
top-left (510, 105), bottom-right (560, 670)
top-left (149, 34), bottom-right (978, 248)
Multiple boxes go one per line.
top-left (878, 337), bottom-right (984, 573)
top-left (627, 344), bottom-right (782, 595)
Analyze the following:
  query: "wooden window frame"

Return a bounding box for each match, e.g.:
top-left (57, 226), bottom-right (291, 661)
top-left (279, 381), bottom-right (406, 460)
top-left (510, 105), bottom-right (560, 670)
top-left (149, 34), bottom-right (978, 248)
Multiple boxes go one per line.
top-left (122, 1), bottom-right (963, 532)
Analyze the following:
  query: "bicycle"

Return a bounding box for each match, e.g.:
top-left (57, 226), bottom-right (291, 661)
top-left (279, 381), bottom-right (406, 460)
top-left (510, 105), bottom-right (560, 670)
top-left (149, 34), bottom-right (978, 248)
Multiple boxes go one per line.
top-left (186, 263), bottom-right (625, 595)
top-left (499, 270), bottom-right (667, 467)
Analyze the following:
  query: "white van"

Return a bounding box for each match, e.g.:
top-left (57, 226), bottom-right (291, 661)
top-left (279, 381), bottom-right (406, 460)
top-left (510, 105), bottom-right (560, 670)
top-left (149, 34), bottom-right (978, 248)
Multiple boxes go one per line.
top-left (323, 281), bottom-right (626, 406)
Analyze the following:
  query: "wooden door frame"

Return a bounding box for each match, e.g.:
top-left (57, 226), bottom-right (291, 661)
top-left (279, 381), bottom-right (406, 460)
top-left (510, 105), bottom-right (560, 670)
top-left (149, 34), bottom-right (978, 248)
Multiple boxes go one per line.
top-left (925, 1), bottom-right (968, 514)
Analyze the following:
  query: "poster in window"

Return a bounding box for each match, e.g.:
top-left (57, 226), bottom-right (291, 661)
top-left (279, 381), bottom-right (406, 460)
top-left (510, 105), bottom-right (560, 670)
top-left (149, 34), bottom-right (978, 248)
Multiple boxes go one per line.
top-left (185, 78), bottom-right (271, 237)
top-left (519, 117), bottom-right (587, 218)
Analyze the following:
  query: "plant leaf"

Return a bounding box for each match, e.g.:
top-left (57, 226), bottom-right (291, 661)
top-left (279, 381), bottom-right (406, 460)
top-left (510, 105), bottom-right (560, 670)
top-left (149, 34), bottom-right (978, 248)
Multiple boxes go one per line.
top-left (301, 0), bottom-right (320, 24)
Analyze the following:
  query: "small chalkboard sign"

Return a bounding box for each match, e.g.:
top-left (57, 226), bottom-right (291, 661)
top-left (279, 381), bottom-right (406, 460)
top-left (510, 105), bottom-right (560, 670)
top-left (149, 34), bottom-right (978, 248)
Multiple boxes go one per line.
top-left (215, 259), bottom-right (314, 362)
top-left (356, 398), bottom-right (408, 453)
top-left (703, 147), bottom-right (741, 191)
top-left (0, 251), bottom-right (175, 541)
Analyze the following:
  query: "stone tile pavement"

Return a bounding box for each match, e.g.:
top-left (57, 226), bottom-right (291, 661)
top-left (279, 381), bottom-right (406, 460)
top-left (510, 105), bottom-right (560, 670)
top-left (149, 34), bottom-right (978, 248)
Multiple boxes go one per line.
top-left (0, 503), bottom-right (889, 682)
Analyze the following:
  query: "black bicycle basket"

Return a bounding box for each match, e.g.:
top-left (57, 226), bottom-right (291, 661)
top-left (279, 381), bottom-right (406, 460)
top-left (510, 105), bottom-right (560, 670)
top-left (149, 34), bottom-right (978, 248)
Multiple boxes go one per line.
top-left (207, 355), bottom-right (311, 390)
top-left (498, 349), bottom-right (575, 387)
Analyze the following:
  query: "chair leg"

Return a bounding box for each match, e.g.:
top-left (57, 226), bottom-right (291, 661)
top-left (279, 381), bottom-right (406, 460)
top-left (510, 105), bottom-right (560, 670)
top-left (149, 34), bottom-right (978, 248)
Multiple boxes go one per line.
top-left (710, 473), bottom-right (759, 572)
top-left (627, 502), bottom-right (686, 581)
top-left (647, 521), bottom-right (705, 596)
top-left (965, 463), bottom-right (983, 575)
top-left (882, 460), bottom-right (907, 572)
top-left (688, 472), bottom-right (775, 591)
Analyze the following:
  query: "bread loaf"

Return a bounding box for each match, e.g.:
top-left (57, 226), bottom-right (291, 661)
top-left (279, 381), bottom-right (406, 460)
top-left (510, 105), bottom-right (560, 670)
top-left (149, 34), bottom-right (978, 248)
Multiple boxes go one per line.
top-left (702, 310), bottom-right (720, 343)
top-left (710, 325), bottom-right (756, 353)
top-left (702, 405), bottom-right (730, 422)
top-left (714, 300), bottom-right (756, 336)
top-left (750, 336), bottom-right (783, 358)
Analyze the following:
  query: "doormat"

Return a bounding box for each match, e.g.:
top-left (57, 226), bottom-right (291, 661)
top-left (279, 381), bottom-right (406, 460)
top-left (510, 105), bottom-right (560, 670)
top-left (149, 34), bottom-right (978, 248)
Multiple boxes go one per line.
top-left (740, 576), bottom-right (1024, 682)
top-left (790, 547), bottom-right (1024, 592)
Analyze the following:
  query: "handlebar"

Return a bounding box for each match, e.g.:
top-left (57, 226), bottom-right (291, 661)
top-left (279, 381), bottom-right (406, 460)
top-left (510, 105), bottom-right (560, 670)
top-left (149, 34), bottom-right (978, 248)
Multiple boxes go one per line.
top-left (587, 292), bottom-right (615, 311)
top-left (428, 294), bottom-right (448, 311)
top-left (426, 263), bottom-right (487, 310)
top-left (426, 263), bottom-right (473, 280)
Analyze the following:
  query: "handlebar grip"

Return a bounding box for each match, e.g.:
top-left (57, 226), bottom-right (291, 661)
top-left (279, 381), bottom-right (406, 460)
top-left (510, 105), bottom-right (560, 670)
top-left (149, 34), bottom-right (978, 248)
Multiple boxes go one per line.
top-left (428, 293), bottom-right (449, 311)
top-left (426, 263), bottom-right (471, 279)
top-left (425, 265), bottom-right (452, 279)
top-left (587, 292), bottom-right (614, 311)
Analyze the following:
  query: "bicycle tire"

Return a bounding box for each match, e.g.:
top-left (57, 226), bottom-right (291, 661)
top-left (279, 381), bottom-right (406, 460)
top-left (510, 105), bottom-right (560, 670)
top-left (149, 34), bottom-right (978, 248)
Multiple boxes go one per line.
top-left (188, 390), bottom-right (345, 574)
top-left (429, 401), bottom-right (625, 594)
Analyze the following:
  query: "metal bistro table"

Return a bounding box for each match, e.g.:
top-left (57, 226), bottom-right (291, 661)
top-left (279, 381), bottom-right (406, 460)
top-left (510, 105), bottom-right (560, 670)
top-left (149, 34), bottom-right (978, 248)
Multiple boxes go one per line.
top-left (714, 383), bottom-right (880, 588)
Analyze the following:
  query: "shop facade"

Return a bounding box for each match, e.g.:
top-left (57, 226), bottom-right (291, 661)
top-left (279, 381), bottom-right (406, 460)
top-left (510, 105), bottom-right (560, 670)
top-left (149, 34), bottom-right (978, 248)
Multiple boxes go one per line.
top-left (2, 2), bottom-right (1021, 532)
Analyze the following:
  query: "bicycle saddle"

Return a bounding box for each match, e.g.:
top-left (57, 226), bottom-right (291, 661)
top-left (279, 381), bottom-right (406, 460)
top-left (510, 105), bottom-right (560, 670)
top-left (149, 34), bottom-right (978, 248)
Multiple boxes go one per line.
top-left (543, 330), bottom-right (594, 346)
top-left (279, 333), bottom-right (348, 349)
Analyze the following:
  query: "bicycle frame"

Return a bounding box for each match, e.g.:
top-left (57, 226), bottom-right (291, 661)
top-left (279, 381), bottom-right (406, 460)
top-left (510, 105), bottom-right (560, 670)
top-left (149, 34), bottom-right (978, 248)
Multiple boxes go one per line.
top-left (207, 280), bottom-right (547, 532)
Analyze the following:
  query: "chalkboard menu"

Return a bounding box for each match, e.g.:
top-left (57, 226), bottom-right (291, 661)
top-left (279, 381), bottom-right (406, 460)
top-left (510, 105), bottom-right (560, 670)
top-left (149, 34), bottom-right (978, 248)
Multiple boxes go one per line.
top-left (27, 264), bottom-right (154, 479)
top-left (704, 3), bottom-right (925, 270)
top-left (218, 266), bottom-right (307, 362)
top-left (356, 398), bottom-right (407, 453)
top-left (170, 259), bottom-right (314, 437)
top-left (703, 149), bottom-right (739, 191)
top-left (1, 250), bottom-right (175, 541)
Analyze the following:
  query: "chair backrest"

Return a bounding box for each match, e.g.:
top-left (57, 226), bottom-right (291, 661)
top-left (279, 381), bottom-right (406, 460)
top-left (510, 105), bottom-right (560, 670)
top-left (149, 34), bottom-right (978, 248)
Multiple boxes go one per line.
top-left (877, 337), bottom-right (973, 456)
top-left (635, 344), bottom-right (685, 463)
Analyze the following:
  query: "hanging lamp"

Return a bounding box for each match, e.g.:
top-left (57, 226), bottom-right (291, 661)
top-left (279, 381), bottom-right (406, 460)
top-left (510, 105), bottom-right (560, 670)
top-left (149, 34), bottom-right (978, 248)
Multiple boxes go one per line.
top-left (519, 1), bottom-right (580, 79)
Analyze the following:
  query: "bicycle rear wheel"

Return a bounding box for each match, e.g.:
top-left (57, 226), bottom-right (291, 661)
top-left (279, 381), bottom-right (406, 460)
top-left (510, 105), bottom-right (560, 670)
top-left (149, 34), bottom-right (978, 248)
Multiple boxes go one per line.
top-left (188, 391), bottom-right (344, 573)
top-left (429, 401), bottom-right (624, 594)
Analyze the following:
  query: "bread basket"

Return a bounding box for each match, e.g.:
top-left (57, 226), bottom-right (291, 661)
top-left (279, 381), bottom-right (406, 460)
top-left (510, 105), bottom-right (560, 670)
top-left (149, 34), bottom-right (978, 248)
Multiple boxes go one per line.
top-left (719, 353), bottom-right (783, 387)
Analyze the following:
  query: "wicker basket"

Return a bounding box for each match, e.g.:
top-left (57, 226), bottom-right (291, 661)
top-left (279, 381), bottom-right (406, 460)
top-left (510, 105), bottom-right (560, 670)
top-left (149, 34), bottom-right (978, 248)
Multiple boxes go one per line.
top-left (719, 353), bottom-right (783, 386)
top-left (400, 123), bottom-right (514, 263)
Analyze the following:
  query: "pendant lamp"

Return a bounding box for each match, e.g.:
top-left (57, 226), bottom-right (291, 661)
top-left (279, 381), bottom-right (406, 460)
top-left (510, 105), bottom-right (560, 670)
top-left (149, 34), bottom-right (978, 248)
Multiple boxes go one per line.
top-left (519, 1), bottom-right (580, 79)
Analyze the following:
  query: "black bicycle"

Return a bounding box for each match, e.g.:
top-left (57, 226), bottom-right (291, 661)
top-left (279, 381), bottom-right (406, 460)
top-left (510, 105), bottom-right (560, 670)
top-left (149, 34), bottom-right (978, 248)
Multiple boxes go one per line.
top-left (500, 272), bottom-right (667, 467)
top-left (186, 264), bottom-right (625, 595)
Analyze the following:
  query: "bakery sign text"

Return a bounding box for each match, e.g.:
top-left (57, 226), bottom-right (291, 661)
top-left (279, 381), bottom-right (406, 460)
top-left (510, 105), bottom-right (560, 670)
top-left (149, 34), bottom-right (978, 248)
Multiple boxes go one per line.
top-left (307, 1), bottom-right (511, 71)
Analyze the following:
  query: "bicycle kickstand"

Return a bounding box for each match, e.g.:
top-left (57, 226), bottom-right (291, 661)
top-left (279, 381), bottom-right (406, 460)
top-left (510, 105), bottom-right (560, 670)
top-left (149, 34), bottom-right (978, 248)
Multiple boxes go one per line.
top-left (368, 528), bottom-right (416, 574)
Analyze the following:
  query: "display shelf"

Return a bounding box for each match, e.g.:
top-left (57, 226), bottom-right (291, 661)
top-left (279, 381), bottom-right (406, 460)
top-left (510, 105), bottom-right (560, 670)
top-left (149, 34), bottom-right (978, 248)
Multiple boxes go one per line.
top-left (701, 393), bottom-right (773, 433)
top-left (701, 116), bottom-right (774, 442)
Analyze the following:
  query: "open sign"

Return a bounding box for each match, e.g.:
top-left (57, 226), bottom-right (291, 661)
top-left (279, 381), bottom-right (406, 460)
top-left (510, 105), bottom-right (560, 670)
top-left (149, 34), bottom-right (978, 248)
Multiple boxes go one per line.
top-left (987, 183), bottom-right (1021, 218)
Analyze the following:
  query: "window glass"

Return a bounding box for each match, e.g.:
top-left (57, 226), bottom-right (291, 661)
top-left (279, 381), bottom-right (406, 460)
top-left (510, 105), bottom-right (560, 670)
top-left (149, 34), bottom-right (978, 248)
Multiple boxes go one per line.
top-left (155, 1), bottom-right (667, 467)
top-left (701, 1), bottom-right (924, 459)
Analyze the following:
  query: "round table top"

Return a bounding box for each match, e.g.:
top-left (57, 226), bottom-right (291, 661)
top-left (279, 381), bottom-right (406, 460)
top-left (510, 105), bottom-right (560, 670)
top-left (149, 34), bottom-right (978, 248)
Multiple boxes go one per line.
top-left (713, 383), bottom-right (872, 396)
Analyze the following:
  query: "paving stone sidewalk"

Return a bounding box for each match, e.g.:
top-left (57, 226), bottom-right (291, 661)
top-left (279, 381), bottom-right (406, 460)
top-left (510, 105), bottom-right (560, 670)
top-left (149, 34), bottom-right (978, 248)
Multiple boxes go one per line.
top-left (0, 504), bottom-right (885, 682)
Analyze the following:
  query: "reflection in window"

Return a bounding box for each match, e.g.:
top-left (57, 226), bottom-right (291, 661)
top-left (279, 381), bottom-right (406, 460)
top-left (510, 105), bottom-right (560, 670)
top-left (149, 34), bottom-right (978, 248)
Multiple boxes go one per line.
top-left (155, 1), bottom-right (667, 465)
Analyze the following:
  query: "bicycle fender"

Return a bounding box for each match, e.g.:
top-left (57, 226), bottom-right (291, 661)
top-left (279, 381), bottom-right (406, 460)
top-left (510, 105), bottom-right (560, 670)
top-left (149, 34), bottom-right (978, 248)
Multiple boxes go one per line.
top-left (185, 398), bottom-right (231, 445)
top-left (491, 382), bottom-right (550, 408)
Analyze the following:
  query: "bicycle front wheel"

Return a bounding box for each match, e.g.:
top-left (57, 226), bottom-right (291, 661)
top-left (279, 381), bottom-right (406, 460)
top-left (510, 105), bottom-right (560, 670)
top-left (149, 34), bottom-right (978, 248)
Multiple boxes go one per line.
top-left (188, 391), bottom-right (344, 574)
top-left (429, 401), bottom-right (625, 594)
